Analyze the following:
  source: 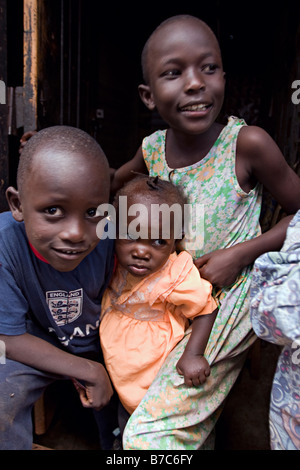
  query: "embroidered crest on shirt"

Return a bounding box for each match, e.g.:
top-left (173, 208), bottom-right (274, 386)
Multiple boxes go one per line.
top-left (46, 289), bottom-right (83, 326)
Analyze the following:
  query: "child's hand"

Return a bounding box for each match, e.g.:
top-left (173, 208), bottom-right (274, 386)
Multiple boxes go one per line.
top-left (19, 130), bottom-right (37, 154)
top-left (72, 363), bottom-right (113, 410)
top-left (194, 246), bottom-right (244, 288)
top-left (176, 350), bottom-right (210, 386)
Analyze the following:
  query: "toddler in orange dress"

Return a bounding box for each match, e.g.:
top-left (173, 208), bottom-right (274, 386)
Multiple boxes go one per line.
top-left (100, 175), bottom-right (217, 414)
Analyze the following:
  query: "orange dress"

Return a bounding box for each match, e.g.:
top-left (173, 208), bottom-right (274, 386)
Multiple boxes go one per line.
top-left (100, 251), bottom-right (216, 414)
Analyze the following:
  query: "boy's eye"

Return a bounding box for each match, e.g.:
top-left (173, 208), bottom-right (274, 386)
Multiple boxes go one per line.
top-left (45, 207), bottom-right (63, 216)
top-left (162, 69), bottom-right (181, 78)
top-left (86, 208), bottom-right (98, 218)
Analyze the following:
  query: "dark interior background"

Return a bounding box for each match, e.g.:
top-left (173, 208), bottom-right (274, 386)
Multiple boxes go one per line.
top-left (6, 0), bottom-right (300, 182)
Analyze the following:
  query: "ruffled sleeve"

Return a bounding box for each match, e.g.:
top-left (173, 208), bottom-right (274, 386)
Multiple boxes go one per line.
top-left (150, 251), bottom-right (217, 319)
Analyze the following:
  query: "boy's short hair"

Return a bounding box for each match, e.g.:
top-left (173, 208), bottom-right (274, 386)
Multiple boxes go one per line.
top-left (17, 125), bottom-right (109, 194)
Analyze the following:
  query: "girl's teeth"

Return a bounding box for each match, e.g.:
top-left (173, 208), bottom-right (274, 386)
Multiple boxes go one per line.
top-left (182, 104), bottom-right (208, 111)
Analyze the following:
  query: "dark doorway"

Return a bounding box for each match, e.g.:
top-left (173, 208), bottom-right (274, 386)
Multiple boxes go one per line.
top-left (4, 0), bottom-right (300, 187)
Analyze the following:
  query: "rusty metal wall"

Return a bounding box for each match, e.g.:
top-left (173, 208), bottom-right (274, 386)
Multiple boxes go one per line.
top-left (0, 0), bottom-right (8, 212)
top-left (23, 0), bottom-right (38, 132)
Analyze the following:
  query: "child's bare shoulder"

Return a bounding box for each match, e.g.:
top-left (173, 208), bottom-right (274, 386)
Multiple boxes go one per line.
top-left (237, 124), bottom-right (284, 169)
top-left (238, 125), bottom-right (276, 152)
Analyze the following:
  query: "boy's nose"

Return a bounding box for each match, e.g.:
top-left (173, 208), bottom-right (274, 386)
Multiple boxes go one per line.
top-left (59, 218), bottom-right (86, 243)
top-left (185, 68), bottom-right (205, 92)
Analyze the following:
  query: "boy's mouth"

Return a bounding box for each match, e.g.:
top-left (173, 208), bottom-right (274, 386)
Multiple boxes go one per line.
top-left (52, 247), bottom-right (87, 258)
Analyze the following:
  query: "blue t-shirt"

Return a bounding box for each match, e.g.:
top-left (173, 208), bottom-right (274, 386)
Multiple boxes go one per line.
top-left (0, 212), bottom-right (114, 355)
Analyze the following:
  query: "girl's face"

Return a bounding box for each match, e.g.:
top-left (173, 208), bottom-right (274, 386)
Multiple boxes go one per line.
top-left (115, 197), bottom-right (177, 277)
top-left (140, 19), bottom-right (225, 136)
top-left (8, 149), bottom-right (109, 272)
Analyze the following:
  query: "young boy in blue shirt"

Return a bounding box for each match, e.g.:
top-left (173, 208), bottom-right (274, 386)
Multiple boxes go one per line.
top-left (0, 126), bottom-right (116, 449)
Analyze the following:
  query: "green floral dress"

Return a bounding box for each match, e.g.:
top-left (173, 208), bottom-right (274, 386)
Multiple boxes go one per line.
top-left (123, 116), bottom-right (263, 450)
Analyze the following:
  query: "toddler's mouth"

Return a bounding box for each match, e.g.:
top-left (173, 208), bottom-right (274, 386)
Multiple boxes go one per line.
top-left (128, 264), bottom-right (150, 276)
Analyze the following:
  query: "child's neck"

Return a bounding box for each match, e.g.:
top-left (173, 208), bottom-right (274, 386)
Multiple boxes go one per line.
top-left (165, 122), bottom-right (223, 169)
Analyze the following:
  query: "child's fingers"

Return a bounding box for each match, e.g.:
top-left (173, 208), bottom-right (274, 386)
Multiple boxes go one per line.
top-left (78, 388), bottom-right (94, 408)
top-left (194, 254), bottom-right (209, 268)
top-left (72, 378), bottom-right (94, 408)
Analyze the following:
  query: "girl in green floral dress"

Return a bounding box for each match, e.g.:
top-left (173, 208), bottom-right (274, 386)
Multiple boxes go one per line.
top-left (111, 15), bottom-right (300, 449)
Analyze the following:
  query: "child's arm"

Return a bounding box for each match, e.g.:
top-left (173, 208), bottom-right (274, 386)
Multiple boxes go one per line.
top-left (0, 332), bottom-right (113, 410)
top-left (176, 308), bottom-right (218, 386)
top-left (195, 215), bottom-right (293, 287)
top-left (110, 146), bottom-right (148, 194)
top-left (196, 126), bottom-right (300, 288)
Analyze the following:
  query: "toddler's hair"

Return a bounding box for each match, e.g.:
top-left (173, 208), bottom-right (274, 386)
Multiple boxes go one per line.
top-left (113, 174), bottom-right (187, 211)
top-left (113, 174), bottom-right (187, 241)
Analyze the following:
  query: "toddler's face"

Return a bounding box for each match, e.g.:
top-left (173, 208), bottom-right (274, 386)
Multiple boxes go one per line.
top-left (115, 197), bottom-right (177, 277)
top-left (143, 19), bottom-right (225, 135)
top-left (17, 149), bottom-right (109, 271)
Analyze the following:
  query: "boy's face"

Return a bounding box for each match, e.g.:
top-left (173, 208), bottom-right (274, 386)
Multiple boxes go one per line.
top-left (10, 149), bottom-right (109, 272)
top-left (140, 19), bottom-right (225, 135)
top-left (115, 196), bottom-right (176, 277)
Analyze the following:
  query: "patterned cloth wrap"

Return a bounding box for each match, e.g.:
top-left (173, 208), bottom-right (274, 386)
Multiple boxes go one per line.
top-left (250, 210), bottom-right (300, 450)
top-left (122, 117), bottom-right (262, 449)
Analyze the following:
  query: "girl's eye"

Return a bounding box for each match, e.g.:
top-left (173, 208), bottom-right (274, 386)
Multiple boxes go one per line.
top-left (45, 207), bottom-right (63, 216)
top-left (202, 64), bottom-right (218, 74)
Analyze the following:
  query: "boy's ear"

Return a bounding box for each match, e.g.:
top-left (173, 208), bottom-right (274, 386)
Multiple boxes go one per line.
top-left (6, 187), bottom-right (24, 222)
top-left (138, 84), bottom-right (156, 111)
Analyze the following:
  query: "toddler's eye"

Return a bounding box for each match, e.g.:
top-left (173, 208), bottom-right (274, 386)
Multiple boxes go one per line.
top-left (153, 239), bottom-right (167, 246)
top-left (117, 232), bottom-right (137, 240)
top-left (127, 232), bottom-right (138, 240)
